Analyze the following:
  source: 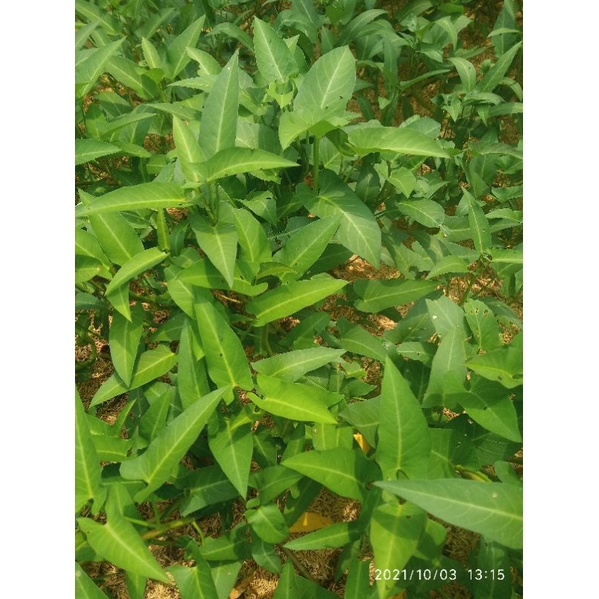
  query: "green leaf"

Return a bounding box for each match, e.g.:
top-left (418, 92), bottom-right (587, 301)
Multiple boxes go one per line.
top-left (120, 387), bottom-right (228, 502)
top-left (199, 52), bottom-right (238, 159)
top-left (209, 22), bottom-right (254, 50)
top-left (77, 512), bottom-right (168, 582)
top-left (141, 37), bottom-right (163, 71)
top-left (370, 501), bottom-right (426, 598)
top-left (337, 321), bottom-right (387, 362)
top-left (464, 299), bottom-right (502, 351)
top-left (87, 212), bottom-right (144, 267)
top-left (253, 348), bottom-right (345, 382)
top-left (448, 57), bottom-right (477, 93)
top-left (105, 248), bottom-right (166, 312)
top-left (477, 42), bottom-right (522, 93)
top-left (75, 228), bottom-right (110, 269)
top-left (169, 556), bottom-right (218, 599)
top-left (284, 521), bottom-right (361, 550)
top-left (208, 416), bottom-right (253, 497)
top-left (253, 17), bottom-right (297, 82)
top-left (125, 572), bottom-right (146, 599)
top-left (76, 139), bottom-right (120, 165)
top-left (353, 279), bottom-right (437, 313)
top-left (106, 56), bottom-right (159, 100)
top-left (247, 275), bottom-right (347, 327)
top-left (90, 345), bottom-right (178, 407)
top-left (274, 215), bottom-right (342, 281)
top-left (397, 199), bottom-right (445, 228)
top-left (247, 504), bottom-right (289, 544)
top-left (251, 537), bottom-right (283, 574)
top-left (488, 246), bottom-right (523, 265)
top-left (345, 557), bottom-right (375, 599)
top-left (75, 40), bottom-right (124, 98)
top-left (75, 390), bottom-right (106, 513)
top-left (474, 539), bottom-right (513, 598)
top-left (199, 524), bottom-right (251, 561)
top-left (138, 390), bottom-right (172, 443)
top-left (452, 378), bottom-right (522, 442)
top-left (427, 255), bottom-right (470, 279)
top-left (177, 320), bottom-right (210, 410)
top-left (191, 217), bottom-right (238, 287)
top-left (175, 257), bottom-right (267, 296)
top-left (426, 295), bottom-right (466, 337)
top-left (279, 46), bottom-right (355, 147)
top-left (298, 172), bottom-right (381, 267)
top-left (193, 290), bottom-right (253, 390)
top-left (465, 190), bottom-right (491, 253)
top-left (336, 9), bottom-right (388, 45)
top-left (376, 358), bottom-right (431, 480)
top-left (251, 374), bottom-right (340, 425)
top-left (465, 343), bottom-right (523, 389)
top-left (75, 563), bottom-right (110, 599)
top-left (374, 479), bottom-right (523, 549)
top-left (249, 465), bottom-right (303, 504)
top-left (75, 182), bottom-right (189, 216)
top-left (179, 466), bottom-right (238, 515)
top-left (166, 16), bottom-right (206, 80)
top-left (186, 47), bottom-right (221, 74)
top-left (109, 305), bottom-right (144, 387)
top-left (223, 206), bottom-right (271, 264)
top-left (76, 255), bottom-right (106, 284)
top-left (240, 192), bottom-right (278, 226)
top-left (423, 328), bottom-right (468, 408)
top-left (312, 422), bottom-right (354, 451)
top-left (297, 46), bottom-right (355, 112)
top-left (208, 561), bottom-right (244, 598)
top-left (283, 448), bottom-right (369, 500)
top-left (347, 125), bottom-right (449, 158)
top-left (197, 147), bottom-right (298, 183)
top-left (75, 0), bottom-right (119, 34)
top-left (173, 116), bottom-right (205, 181)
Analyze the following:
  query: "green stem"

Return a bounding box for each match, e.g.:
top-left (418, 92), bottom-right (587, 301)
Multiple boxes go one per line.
top-left (312, 136), bottom-right (320, 192)
top-left (141, 516), bottom-right (198, 541)
top-left (156, 208), bottom-right (170, 252)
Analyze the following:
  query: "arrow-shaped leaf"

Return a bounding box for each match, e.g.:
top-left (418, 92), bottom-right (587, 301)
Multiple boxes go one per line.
top-left (76, 139), bottom-right (120, 165)
top-left (347, 125), bottom-right (449, 158)
top-left (253, 348), bottom-right (345, 381)
top-left (250, 374), bottom-right (340, 425)
top-left (283, 448), bottom-right (369, 500)
top-left (120, 387), bottom-right (228, 502)
top-left (208, 417), bottom-right (253, 497)
top-left (374, 479), bottom-right (523, 549)
top-left (77, 511), bottom-right (168, 582)
top-left (75, 389), bottom-right (106, 513)
top-left (191, 216), bottom-right (238, 287)
top-left (193, 290), bottom-right (253, 390)
top-left (199, 51), bottom-right (238, 159)
top-left (196, 147), bottom-right (298, 182)
top-left (75, 182), bottom-right (188, 216)
top-left (90, 345), bottom-right (178, 407)
top-left (253, 17), bottom-right (297, 82)
top-left (284, 521), bottom-right (361, 550)
top-left (247, 275), bottom-right (346, 326)
top-left (353, 279), bottom-right (437, 313)
top-left (109, 305), bottom-right (144, 387)
top-left (376, 358), bottom-right (431, 480)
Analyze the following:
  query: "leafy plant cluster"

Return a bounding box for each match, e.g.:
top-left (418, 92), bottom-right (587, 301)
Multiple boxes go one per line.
top-left (75, 0), bottom-right (523, 597)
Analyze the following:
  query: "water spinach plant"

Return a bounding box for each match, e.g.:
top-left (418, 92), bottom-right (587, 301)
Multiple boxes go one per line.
top-left (76, 0), bottom-right (523, 597)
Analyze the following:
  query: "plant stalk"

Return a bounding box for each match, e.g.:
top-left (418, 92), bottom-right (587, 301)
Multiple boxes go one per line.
top-left (312, 136), bottom-right (320, 192)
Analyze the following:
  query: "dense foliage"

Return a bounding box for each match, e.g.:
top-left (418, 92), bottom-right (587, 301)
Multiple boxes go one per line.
top-left (75, 0), bottom-right (523, 597)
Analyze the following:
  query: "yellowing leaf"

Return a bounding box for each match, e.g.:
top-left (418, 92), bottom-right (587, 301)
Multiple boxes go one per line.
top-left (353, 433), bottom-right (370, 454)
top-left (289, 511), bottom-right (334, 533)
